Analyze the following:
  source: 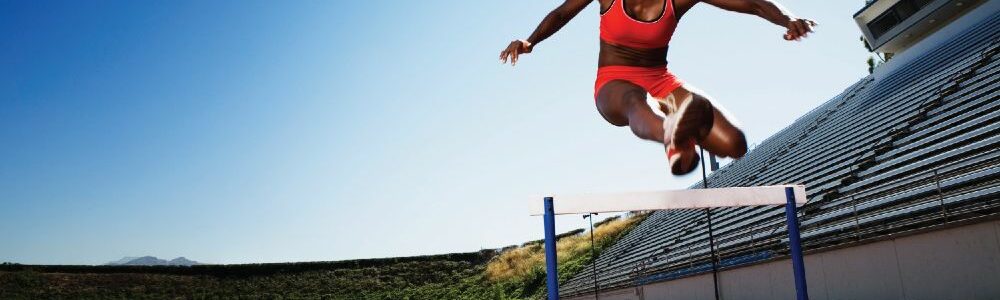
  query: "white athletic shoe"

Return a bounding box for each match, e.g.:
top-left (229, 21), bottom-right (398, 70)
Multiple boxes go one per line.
top-left (667, 95), bottom-right (714, 175)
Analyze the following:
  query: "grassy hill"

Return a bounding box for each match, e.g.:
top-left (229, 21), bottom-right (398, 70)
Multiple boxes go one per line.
top-left (0, 213), bottom-right (647, 299)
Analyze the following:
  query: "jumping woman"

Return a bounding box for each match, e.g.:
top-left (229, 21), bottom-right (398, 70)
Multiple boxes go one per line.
top-left (500, 0), bottom-right (815, 175)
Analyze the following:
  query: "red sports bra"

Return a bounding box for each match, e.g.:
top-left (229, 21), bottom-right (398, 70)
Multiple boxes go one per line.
top-left (600, 0), bottom-right (678, 49)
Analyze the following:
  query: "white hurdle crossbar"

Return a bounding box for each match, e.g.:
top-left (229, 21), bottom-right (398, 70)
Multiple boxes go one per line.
top-left (534, 184), bottom-right (809, 300)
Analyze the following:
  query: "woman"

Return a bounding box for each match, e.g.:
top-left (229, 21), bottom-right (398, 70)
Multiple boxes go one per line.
top-left (500, 0), bottom-right (815, 175)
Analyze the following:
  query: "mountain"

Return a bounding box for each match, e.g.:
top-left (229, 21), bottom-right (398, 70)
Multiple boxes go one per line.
top-left (167, 257), bottom-right (199, 266)
top-left (106, 256), bottom-right (139, 265)
top-left (105, 256), bottom-right (200, 266)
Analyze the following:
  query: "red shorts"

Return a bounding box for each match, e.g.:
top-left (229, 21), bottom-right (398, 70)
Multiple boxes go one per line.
top-left (594, 65), bottom-right (684, 100)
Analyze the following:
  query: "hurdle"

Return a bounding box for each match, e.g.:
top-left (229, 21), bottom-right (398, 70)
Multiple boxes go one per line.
top-left (531, 185), bottom-right (809, 300)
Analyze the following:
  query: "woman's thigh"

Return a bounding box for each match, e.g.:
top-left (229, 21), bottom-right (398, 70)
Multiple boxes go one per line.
top-left (595, 80), bottom-right (648, 126)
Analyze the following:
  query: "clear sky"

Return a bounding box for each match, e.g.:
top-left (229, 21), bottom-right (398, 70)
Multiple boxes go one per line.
top-left (1, 0), bottom-right (872, 265)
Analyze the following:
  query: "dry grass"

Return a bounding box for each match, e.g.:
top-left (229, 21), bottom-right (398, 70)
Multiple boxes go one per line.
top-left (485, 213), bottom-right (646, 282)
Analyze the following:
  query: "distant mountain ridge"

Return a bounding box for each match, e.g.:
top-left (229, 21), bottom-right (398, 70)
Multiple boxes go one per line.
top-left (105, 256), bottom-right (200, 266)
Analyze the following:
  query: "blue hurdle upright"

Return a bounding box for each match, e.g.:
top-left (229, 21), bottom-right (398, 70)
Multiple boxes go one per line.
top-left (532, 185), bottom-right (809, 300)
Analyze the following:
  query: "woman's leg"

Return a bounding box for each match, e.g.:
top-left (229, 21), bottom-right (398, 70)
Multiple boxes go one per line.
top-left (595, 80), bottom-right (664, 142)
top-left (662, 85), bottom-right (748, 159)
top-left (596, 80), bottom-right (700, 174)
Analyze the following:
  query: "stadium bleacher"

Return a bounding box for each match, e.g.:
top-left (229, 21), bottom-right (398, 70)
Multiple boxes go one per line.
top-left (561, 11), bottom-right (999, 298)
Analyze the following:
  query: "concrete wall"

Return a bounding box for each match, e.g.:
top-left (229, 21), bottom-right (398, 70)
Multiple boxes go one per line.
top-left (567, 219), bottom-right (1000, 300)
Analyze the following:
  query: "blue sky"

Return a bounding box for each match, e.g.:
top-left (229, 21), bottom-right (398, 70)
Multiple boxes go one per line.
top-left (1, 0), bottom-right (871, 265)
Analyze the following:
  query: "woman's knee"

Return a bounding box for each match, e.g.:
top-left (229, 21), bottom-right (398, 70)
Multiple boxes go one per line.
top-left (715, 127), bottom-right (748, 158)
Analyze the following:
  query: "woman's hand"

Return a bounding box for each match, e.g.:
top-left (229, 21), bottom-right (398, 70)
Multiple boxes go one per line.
top-left (783, 18), bottom-right (817, 41)
top-left (499, 39), bottom-right (534, 66)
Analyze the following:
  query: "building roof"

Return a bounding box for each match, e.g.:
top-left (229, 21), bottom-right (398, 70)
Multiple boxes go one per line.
top-left (854, 0), bottom-right (886, 18)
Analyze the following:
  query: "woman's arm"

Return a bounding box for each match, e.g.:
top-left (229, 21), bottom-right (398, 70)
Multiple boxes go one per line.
top-left (701, 0), bottom-right (816, 41)
top-left (500, 0), bottom-right (593, 66)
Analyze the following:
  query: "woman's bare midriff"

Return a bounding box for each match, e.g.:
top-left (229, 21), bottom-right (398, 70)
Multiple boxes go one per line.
top-left (598, 40), bottom-right (669, 68)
